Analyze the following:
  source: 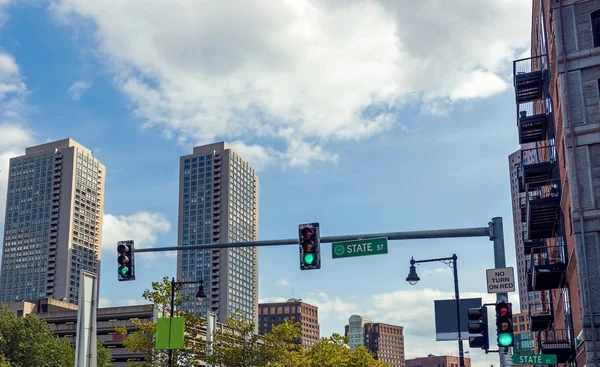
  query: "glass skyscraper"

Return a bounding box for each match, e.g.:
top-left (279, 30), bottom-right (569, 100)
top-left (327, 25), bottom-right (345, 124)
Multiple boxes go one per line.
top-left (177, 142), bottom-right (259, 327)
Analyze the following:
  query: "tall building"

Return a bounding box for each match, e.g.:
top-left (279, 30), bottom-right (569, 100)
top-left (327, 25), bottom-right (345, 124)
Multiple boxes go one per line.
top-left (512, 311), bottom-right (539, 362)
top-left (345, 314), bottom-right (373, 350)
top-left (508, 0), bottom-right (600, 364)
top-left (258, 298), bottom-right (320, 348)
top-left (177, 142), bottom-right (259, 327)
top-left (509, 147), bottom-right (542, 313)
top-left (406, 354), bottom-right (470, 367)
top-left (0, 139), bottom-right (105, 305)
top-left (344, 316), bottom-right (405, 367)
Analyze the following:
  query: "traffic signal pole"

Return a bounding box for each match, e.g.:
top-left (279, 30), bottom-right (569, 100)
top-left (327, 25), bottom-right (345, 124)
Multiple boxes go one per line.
top-left (133, 217), bottom-right (509, 364)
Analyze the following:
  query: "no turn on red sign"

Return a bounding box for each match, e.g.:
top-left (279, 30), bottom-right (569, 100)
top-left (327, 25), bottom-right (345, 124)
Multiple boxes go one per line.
top-left (486, 267), bottom-right (516, 293)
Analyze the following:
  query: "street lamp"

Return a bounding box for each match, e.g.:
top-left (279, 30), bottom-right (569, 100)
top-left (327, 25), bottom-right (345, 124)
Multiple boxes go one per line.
top-left (168, 277), bottom-right (207, 367)
top-left (406, 254), bottom-right (465, 367)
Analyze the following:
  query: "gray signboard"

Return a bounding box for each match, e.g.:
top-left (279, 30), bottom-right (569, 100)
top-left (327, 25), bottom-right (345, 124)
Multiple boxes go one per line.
top-left (434, 298), bottom-right (483, 341)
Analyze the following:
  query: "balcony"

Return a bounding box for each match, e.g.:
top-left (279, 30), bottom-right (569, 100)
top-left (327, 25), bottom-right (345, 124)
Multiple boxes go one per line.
top-left (513, 55), bottom-right (549, 103)
top-left (517, 98), bottom-right (554, 144)
top-left (530, 244), bottom-right (567, 290)
top-left (520, 143), bottom-right (558, 190)
top-left (540, 329), bottom-right (576, 363)
top-left (523, 239), bottom-right (545, 255)
top-left (529, 302), bottom-right (553, 331)
top-left (526, 181), bottom-right (561, 240)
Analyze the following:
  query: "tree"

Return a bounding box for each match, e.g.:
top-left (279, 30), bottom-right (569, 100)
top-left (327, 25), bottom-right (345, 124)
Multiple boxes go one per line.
top-left (97, 340), bottom-right (115, 367)
top-left (115, 276), bottom-right (207, 366)
top-left (0, 304), bottom-right (74, 367)
top-left (303, 334), bottom-right (387, 367)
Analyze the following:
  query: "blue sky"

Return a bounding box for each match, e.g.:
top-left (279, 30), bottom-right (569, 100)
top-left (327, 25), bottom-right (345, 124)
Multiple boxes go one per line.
top-left (0, 0), bottom-right (532, 364)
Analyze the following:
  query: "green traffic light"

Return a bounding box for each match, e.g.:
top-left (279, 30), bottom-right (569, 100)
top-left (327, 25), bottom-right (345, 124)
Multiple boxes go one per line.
top-left (497, 333), bottom-right (513, 346)
top-left (303, 253), bottom-right (315, 265)
top-left (119, 266), bottom-right (129, 277)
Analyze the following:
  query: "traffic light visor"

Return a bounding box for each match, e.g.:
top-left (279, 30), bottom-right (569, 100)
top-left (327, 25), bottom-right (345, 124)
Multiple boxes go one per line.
top-left (497, 320), bottom-right (510, 331)
top-left (119, 266), bottom-right (129, 276)
top-left (118, 244), bottom-right (129, 254)
top-left (301, 227), bottom-right (313, 239)
top-left (302, 240), bottom-right (313, 252)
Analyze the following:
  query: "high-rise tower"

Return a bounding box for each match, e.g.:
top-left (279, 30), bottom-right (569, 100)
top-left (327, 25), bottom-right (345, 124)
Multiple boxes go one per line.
top-left (0, 138), bottom-right (105, 305)
top-left (177, 142), bottom-right (259, 326)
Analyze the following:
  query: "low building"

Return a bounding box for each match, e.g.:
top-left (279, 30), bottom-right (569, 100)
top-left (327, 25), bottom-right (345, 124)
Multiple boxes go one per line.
top-left (9, 298), bottom-right (153, 366)
top-left (406, 354), bottom-right (471, 367)
top-left (258, 298), bottom-right (320, 348)
top-left (344, 315), bottom-right (405, 367)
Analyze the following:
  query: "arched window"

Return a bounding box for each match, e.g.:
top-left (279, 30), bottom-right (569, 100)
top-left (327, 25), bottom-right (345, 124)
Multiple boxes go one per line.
top-left (592, 10), bottom-right (600, 47)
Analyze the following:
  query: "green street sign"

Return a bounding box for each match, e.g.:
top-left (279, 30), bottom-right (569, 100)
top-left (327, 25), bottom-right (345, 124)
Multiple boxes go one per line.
top-left (513, 354), bottom-right (557, 365)
top-left (332, 237), bottom-right (388, 259)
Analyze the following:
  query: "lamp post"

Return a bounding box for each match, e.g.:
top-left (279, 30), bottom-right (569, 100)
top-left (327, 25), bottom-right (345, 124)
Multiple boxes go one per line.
top-left (168, 277), bottom-right (207, 367)
top-left (406, 254), bottom-right (464, 367)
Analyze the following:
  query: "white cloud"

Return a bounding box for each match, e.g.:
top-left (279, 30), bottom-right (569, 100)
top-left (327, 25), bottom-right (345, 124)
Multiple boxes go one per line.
top-left (303, 291), bottom-right (358, 323)
top-left (50, 0), bottom-right (530, 168)
top-left (102, 211), bottom-right (173, 264)
top-left (276, 278), bottom-right (289, 287)
top-left (67, 80), bottom-right (92, 100)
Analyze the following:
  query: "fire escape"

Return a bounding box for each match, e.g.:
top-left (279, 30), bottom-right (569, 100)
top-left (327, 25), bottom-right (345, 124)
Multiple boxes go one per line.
top-left (514, 54), bottom-right (575, 363)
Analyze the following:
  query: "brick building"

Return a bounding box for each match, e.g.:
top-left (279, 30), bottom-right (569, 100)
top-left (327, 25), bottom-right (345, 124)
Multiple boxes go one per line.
top-left (258, 298), bottom-right (320, 348)
top-left (344, 316), bottom-right (405, 367)
top-left (508, 0), bottom-right (600, 365)
top-left (406, 354), bottom-right (470, 367)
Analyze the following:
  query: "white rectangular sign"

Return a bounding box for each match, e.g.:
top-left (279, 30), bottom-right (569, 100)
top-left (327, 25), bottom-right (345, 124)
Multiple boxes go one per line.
top-left (486, 267), bottom-right (515, 293)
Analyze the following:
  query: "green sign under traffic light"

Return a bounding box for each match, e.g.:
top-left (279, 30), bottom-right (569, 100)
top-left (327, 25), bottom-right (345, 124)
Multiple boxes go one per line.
top-left (513, 354), bottom-right (557, 365)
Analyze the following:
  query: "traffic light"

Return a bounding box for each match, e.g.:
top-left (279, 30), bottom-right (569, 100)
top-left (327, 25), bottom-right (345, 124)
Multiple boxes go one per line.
top-left (495, 301), bottom-right (514, 347)
top-left (299, 223), bottom-right (321, 270)
top-left (467, 306), bottom-right (489, 351)
top-left (117, 240), bottom-right (135, 281)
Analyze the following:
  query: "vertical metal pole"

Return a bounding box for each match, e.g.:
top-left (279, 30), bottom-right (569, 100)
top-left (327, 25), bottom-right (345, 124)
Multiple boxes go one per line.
top-left (169, 277), bottom-right (175, 367)
top-left (453, 254), bottom-right (465, 367)
top-left (491, 217), bottom-right (509, 366)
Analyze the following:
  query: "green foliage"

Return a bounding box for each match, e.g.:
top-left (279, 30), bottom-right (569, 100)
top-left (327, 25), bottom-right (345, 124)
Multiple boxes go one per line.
top-left (0, 304), bottom-right (114, 367)
top-left (97, 340), bottom-right (115, 367)
top-left (115, 276), bottom-right (207, 366)
top-left (116, 277), bottom-right (386, 367)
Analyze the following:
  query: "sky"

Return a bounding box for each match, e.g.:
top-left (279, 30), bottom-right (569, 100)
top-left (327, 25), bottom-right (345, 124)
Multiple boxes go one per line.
top-left (0, 0), bottom-right (532, 365)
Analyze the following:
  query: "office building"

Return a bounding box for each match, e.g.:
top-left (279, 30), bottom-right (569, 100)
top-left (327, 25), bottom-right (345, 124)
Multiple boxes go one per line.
top-left (345, 314), bottom-right (373, 350)
top-left (344, 316), bottom-right (405, 367)
top-left (258, 298), bottom-right (320, 348)
top-left (177, 142), bottom-right (259, 327)
top-left (513, 311), bottom-right (538, 360)
top-left (406, 354), bottom-right (470, 367)
top-left (0, 139), bottom-right (105, 305)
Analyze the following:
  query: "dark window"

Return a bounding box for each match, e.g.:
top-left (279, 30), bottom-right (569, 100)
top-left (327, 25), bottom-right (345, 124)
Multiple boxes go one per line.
top-left (592, 10), bottom-right (600, 47)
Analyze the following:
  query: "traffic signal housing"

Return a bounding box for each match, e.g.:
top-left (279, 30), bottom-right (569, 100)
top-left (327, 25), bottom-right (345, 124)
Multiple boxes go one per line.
top-left (495, 301), bottom-right (514, 347)
top-left (299, 223), bottom-right (321, 270)
top-left (117, 240), bottom-right (136, 281)
top-left (467, 306), bottom-right (489, 351)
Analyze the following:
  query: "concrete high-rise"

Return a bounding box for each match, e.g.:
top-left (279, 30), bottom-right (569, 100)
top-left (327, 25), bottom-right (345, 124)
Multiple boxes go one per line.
top-left (345, 314), bottom-right (373, 350)
top-left (0, 138), bottom-right (105, 305)
top-left (345, 316), bottom-right (405, 367)
top-left (177, 142), bottom-right (259, 327)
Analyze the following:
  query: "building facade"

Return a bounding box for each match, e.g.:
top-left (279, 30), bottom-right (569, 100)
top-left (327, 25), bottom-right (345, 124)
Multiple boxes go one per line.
top-left (9, 298), bottom-right (153, 367)
top-left (258, 298), bottom-right (320, 348)
top-left (509, 147), bottom-right (542, 312)
top-left (406, 354), bottom-right (470, 367)
top-left (508, 0), bottom-right (600, 365)
top-left (0, 139), bottom-right (105, 305)
top-left (513, 311), bottom-right (537, 358)
top-left (344, 314), bottom-right (373, 350)
top-left (363, 322), bottom-right (405, 367)
top-left (177, 142), bottom-right (259, 327)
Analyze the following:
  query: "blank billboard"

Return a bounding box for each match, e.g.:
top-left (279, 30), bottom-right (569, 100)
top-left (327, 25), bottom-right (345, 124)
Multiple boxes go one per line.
top-left (434, 298), bottom-right (482, 341)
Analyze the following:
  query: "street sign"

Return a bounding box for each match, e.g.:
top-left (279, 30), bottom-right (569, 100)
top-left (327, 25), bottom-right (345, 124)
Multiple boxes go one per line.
top-left (513, 354), bottom-right (557, 365)
top-left (332, 237), bottom-right (388, 259)
top-left (486, 267), bottom-right (515, 293)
